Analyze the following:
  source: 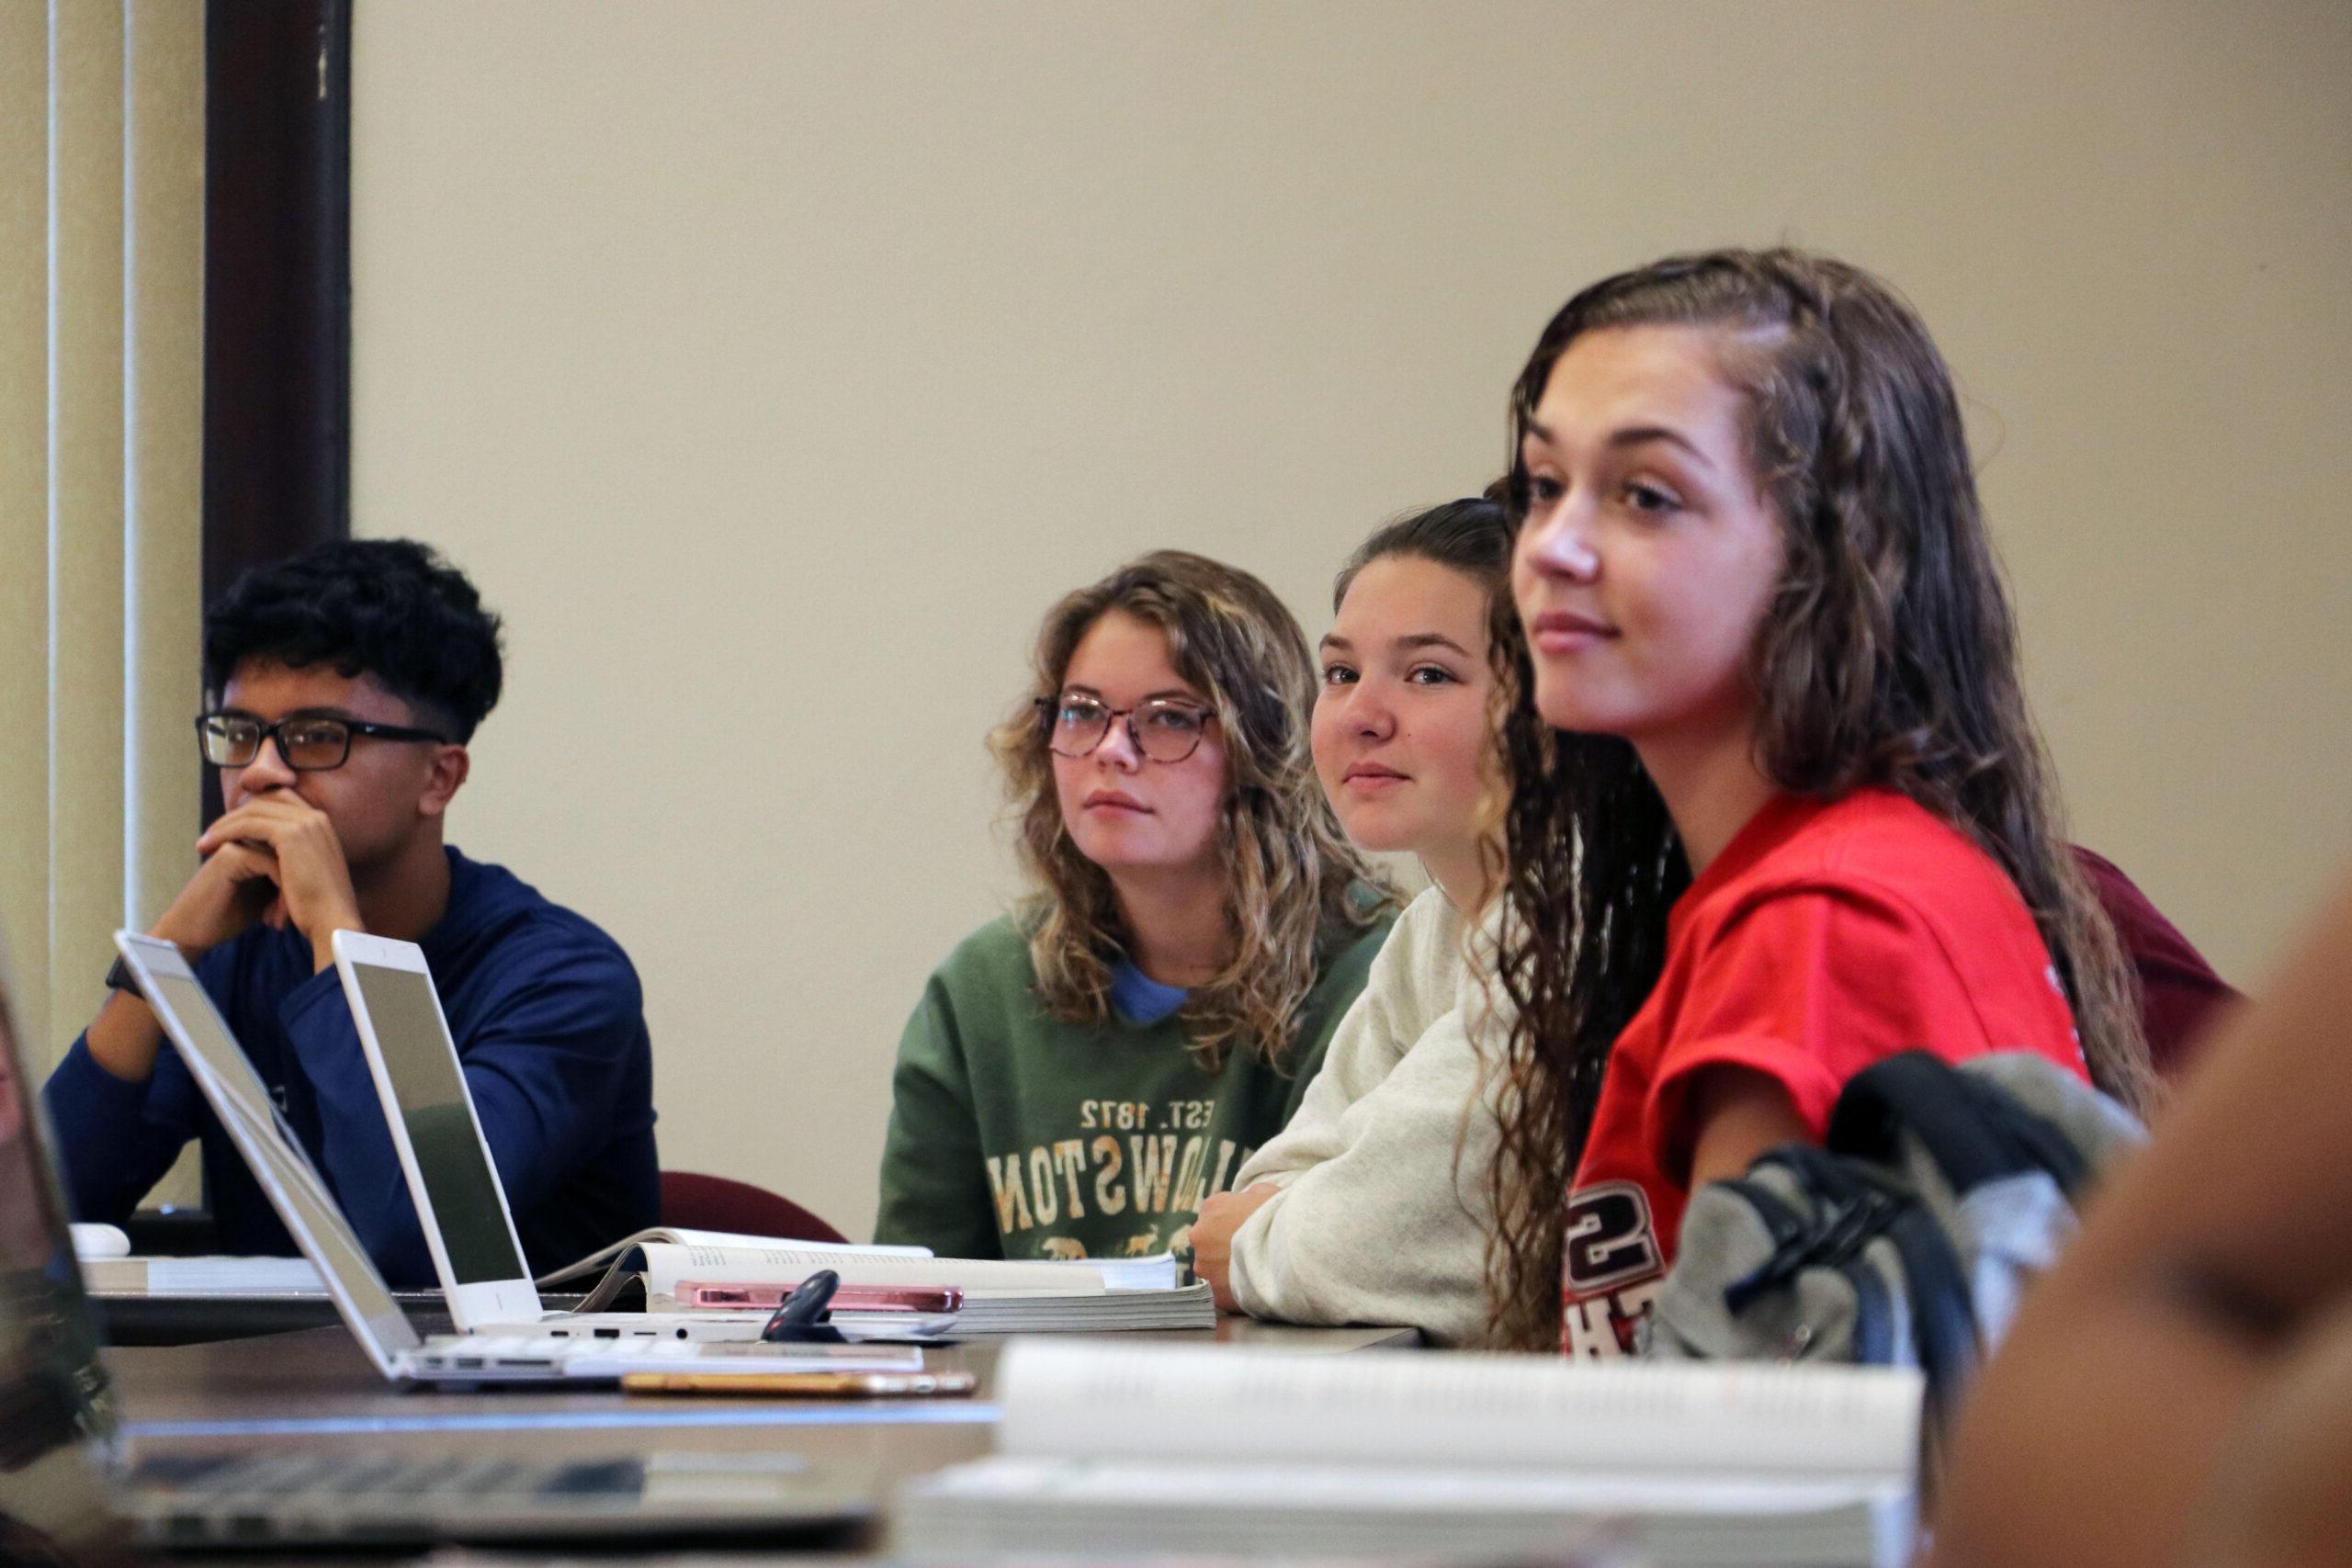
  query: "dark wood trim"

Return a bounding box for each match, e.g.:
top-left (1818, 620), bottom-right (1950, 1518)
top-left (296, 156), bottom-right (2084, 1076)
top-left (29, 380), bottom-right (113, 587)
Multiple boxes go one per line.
top-left (199, 0), bottom-right (351, 825)
top-left (179, 2), bottom-right (354, 1217)
top-left (201, 0), bottom-right (351, 611)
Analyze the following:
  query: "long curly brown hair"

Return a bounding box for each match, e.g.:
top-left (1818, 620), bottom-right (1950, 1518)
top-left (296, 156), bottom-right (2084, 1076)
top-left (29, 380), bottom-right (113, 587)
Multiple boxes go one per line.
top-left (1482, 249), bottom-right (2155, 1351)
top-left (989, 550), bottom-right (1394, 1071)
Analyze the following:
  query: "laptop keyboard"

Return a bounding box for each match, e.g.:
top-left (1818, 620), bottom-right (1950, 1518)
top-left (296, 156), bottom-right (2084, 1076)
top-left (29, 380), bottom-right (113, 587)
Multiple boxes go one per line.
top-left (130, 1450), bottom-right (647, 1499)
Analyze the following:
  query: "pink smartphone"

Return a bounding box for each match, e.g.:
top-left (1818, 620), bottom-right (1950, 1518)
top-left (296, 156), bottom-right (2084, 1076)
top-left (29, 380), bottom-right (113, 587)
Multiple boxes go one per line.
top-left (674, 1280), bottom-right (964, 1314)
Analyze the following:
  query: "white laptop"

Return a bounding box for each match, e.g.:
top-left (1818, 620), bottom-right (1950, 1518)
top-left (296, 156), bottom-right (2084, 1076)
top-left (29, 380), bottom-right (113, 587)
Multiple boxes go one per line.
top-left (113, 931), bottom-right (918, 1384)
top-left (330, 930), bottom-right (918, 1344)
top-left (1, 953), bottom-right (872, 1553)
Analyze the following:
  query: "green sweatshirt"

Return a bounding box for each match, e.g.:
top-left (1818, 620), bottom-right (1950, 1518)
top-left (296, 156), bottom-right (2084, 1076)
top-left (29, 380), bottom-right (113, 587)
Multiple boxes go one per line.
top-left (874, 910), bottom-right (1395, 1261)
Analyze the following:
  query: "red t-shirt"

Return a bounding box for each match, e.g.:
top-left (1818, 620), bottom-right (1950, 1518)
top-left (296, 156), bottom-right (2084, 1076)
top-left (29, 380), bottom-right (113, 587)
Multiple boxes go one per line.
top-left (1558, 788), bottom-right (2088, 1358)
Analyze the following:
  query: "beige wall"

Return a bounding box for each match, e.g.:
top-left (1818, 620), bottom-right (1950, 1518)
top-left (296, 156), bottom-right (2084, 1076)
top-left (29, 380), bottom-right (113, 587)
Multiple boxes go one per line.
top-left (1, 2), bottom-right (203, 1106)
top-left (350, 1), bottom-right (2352, 1241)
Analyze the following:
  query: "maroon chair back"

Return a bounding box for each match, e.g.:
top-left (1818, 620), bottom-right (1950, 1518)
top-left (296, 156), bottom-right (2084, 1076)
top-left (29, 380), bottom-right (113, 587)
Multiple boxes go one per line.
top-left (659, 1169), bottom-right (849, 1244)
top-left (2072, 845), bottom-right (2242, 1081)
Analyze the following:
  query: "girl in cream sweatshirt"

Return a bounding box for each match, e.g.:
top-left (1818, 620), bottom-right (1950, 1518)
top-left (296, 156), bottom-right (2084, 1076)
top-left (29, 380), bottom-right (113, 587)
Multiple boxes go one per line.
top-left (1191, 497), bottom-right (1512, 1346)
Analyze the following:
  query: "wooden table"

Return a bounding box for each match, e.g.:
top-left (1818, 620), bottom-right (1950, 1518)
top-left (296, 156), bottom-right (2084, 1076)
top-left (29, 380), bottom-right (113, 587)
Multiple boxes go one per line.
top-left (107, 1319), bottom-right (1418, 1561)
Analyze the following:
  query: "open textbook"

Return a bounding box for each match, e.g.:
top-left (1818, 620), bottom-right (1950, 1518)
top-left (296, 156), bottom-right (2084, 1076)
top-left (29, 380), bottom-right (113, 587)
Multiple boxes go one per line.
top-left (548, 1232), bottom-right (1214, 1332)
top-left (533, 1226), bottom-right (923, 1294)
top-left (894, 1340), bottom-right (1924, 1566)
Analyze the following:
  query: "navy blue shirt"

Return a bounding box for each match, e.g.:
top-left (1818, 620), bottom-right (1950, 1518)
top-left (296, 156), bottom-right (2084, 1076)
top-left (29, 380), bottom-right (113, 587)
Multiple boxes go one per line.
top-left (42, 848), bottom-right (659, 1289)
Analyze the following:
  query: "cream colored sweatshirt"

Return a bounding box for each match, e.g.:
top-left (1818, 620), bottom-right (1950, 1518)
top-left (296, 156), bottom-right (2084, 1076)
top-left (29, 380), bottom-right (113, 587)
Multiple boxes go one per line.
top-left (1225, 885), bottom-right (1506, 1346)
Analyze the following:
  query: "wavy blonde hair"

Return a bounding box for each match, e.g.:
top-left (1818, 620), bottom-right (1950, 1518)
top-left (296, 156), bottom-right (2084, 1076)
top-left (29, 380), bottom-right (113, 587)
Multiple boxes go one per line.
top-left (989, 550), bottom-right (1394, 1070)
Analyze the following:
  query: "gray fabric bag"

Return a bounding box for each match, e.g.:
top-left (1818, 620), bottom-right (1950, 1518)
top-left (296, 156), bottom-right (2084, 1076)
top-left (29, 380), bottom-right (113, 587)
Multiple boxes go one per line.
top-left (1645, 1050), bottom-right (2145, 1454)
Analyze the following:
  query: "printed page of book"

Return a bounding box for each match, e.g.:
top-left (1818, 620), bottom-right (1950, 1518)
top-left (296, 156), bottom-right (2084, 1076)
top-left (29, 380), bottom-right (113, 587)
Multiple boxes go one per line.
top-left (534, 1227), bottom-right (931, 1288)
top-left (995, 1340), bottom-right (1921, 1480)
top-left (912, 1454), bottom-right (1908, 1524)
top-left (893, 1459), bottom-right (1911, 1568)
top-left (1087, 1251), bottom-right (1182, 1292)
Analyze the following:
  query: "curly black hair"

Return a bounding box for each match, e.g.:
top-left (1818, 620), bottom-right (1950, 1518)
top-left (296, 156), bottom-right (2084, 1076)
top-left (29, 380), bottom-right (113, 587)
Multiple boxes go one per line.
top-left (202, 538), bottom-right (505, 740)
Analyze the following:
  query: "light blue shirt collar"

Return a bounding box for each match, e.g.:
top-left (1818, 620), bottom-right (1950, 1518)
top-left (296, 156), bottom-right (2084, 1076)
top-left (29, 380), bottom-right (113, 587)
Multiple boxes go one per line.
top-left (1108, 957), bottom-right (1189, 1026)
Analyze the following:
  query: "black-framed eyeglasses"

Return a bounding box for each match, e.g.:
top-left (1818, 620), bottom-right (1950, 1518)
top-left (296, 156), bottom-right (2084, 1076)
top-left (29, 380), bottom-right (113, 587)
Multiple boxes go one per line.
top-left (1035, 694), bottom-right (1215, 763)
top-left (195, 712), bottom-right (450, 772)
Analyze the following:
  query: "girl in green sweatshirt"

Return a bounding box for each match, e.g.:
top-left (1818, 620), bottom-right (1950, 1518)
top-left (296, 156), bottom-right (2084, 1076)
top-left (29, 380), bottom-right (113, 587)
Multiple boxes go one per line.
top-left (875, 551), bottom-right (1396, 1261)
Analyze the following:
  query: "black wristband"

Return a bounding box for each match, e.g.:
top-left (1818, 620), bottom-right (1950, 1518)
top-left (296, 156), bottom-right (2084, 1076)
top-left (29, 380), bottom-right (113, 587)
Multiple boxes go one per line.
top-left (102, 955), bottom-right (143, 1002)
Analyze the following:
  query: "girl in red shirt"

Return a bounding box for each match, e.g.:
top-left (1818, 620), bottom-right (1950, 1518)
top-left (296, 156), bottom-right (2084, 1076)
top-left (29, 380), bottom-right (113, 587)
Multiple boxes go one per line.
top-left (1484, 249), bottom-right (2159, 1355)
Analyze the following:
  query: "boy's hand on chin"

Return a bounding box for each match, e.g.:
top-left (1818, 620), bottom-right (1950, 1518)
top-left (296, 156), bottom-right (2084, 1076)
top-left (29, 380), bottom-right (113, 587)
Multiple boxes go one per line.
top-left (195, 797), bottom-right (365, 970)
top-left (151, 840), bottom-right (282, 960)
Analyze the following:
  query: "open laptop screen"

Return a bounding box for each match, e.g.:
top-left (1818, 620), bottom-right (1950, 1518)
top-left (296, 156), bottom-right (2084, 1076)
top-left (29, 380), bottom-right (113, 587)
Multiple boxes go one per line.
top-left (340, 962), bottom-right (526, 1286)
top-left (127, 949), bottom-right (418, 1366)
top-left (0, 976), bottom-right (134, 1563)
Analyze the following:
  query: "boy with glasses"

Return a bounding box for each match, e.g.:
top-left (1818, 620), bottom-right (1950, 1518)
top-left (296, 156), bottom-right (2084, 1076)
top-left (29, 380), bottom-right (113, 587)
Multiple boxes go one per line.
top-left (43, 538), bottom-right (657, 1287)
